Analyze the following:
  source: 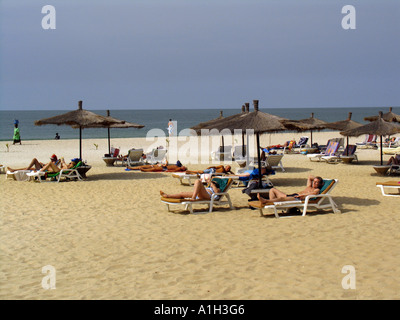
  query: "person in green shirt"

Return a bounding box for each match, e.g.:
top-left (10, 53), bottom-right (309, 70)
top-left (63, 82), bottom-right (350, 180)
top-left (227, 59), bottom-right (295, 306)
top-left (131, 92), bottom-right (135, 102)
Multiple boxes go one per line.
top-left (13, 123), bottom-right (21, 145)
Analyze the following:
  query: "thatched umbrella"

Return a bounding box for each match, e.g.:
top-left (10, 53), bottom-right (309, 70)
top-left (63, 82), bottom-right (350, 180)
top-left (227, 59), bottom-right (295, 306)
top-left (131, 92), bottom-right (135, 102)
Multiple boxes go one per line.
top-left (191, 110), bottom-right (225, 132)
top-left (191, 110), bottom-right (228, 153)
top-left (281, 112), bottom-right (328, 146)
top-left (191, 105), bottom-right (252, 158)
top-left (197, 100), bottom-right (287, 187)
top-left (34, 101), bottom-right (125, 159)
top-left (340, 112), bottom-right (400, 165)
top-left (364, 107), bottom-right (400, 123)
top-left (74, 110), bottom-right (145, 155)
top-left (325, 112), bottom-right (362, 155)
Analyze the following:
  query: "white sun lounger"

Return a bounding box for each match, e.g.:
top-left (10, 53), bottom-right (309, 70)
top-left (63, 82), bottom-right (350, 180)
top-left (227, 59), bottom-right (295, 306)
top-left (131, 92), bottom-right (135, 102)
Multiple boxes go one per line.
top-left (250, 179), bottom-right (340, 218)
top-left (376, 181), bottom-right (400, 197)
top-left (161, 178), bottom-right (235, 214)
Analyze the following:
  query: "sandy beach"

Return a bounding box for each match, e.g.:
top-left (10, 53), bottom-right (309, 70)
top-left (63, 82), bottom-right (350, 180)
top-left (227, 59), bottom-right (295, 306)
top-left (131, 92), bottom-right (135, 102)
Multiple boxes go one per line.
top-left (0, 131), bottom-right (399, 300)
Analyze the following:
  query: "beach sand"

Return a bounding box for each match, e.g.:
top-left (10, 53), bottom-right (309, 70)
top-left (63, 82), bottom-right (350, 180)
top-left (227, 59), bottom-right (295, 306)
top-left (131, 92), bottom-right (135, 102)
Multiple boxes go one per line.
top-left (0, 131), bottom-right (399, 300)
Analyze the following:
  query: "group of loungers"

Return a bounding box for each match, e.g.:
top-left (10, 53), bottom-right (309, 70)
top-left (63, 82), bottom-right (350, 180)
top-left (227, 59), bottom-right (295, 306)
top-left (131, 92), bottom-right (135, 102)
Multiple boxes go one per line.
top-left (5, 155), bottom-right (87, 182)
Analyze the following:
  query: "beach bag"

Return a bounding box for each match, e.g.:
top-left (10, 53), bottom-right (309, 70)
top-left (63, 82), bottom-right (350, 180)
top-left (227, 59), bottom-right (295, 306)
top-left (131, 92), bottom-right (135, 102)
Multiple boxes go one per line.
top-left (285, 207), bottom-right (301, 215)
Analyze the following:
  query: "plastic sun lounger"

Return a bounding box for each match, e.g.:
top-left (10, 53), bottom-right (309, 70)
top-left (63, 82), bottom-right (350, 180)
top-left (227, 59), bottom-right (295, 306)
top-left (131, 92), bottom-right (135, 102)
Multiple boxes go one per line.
top-left (26, 162), bottom-right (83, 183)
top-left (250, 179), bottom-right (340, 218)
top-left (262, 154), bottom-right (285, 172)
top-left (161, 178), bottom-right (235, 214)
top-left (126, 149), bottom-right (144, 166)
top-left (307, 141), bottom-right (340, 162)
top-left (146, 149), bottom-right (168, 165)
top-left (321, 145), bottom-right (358, 164)
top-left (171, 172), bottom-right (200, 185)
top-left (376, 181), bottom-right (400, 197)
top-left (211, 145), bottom-right (233, 161)
top-left (382, 146), bottom-right (400, 155)
top-left (6, 170), bottom-right (33, 181)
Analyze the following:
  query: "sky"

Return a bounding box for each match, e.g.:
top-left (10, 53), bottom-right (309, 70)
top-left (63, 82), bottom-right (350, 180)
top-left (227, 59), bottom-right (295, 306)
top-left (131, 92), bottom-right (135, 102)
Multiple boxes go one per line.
top-left (0, 0), bottom-right (399, 110)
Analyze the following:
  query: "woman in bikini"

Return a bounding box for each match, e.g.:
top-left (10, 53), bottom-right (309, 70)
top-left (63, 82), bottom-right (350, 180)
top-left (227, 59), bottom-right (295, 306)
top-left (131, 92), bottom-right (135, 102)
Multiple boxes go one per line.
top-left (160, 178), bottom-right (220, 201)
top-left (185, 165), bottom-right (233, 175)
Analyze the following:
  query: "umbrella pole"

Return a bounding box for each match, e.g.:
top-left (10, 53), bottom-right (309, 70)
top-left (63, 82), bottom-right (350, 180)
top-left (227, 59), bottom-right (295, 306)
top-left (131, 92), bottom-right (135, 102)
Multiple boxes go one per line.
top-left (346, 136), bottom-right (349, 156)
top-left (380, 135), bottom-right (383, 165)
top-left (79, 126), bottom-right (82, 160)
top-left (310, 129), bottom-right (313, 146)
top-left (108, 127), bottom-right (111, 155)
top-left (221, 136), bottom-right (225, 161)
top-left (256, 133), bottom-right (262, 188)
top-left (242, 132), bottom-right (245, 156)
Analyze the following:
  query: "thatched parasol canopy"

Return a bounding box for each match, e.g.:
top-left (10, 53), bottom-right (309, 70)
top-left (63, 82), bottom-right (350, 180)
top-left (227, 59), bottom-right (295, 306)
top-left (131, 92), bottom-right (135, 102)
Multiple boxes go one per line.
top-left (325, 112), bottom-right (362, 131)
top-left (72, 110), bottom-right (145, 154)
top-left (281, 112), bottom-right (328, 145)
top-left (191, 110), bottom-right (225, 133)
top-left (195, 100), bottom-right (287, 186)
top-left (35, 101), bottom-right (126, 159)
top-left (340, 112), bottom-right (400, 165)
top-left (326, 112), bottom-right (363, 155)
top-left (364, 107), bottom-right (400, 123)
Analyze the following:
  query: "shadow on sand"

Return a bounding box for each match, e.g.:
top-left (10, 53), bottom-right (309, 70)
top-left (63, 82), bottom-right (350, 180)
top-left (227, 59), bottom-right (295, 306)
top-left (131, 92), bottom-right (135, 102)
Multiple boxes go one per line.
top-left (280, 167), bottom-right (312, 173)
top-left (86, 171), bottom-right (166, 181)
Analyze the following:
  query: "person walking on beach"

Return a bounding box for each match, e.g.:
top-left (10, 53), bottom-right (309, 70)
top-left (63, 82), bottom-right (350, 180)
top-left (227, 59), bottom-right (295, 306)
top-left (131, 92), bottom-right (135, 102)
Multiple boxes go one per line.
top-left (167, 119), bottom-right (174, 136)
top-left (13, 121), bottom-right (21, 145)
top-left (55, 133), bottom-right (60, 140)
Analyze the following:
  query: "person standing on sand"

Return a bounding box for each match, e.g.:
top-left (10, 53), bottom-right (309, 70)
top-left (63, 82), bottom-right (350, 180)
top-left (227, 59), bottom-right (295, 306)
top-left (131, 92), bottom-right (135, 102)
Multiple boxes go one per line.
top-left (13, 121), bottom-right (21, 145)
top-left (167, 119), bottom-right (174, 136)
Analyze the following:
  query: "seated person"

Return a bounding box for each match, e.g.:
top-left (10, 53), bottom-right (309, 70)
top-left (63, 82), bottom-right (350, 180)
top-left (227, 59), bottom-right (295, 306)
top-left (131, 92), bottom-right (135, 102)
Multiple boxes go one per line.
top-left (160, 177), bottom-right (220, 201)
top-left (7, 154), bottom-right (61, 172)
top-left (386, 154), bottom-right (400, 165)
top-left (260, 149), bottom-right (277, 161)
top-left (39, 157), bottom-right (79, 173)
top-left (256, 175), bottom-right (323, 205)
top-left (185, 165), bottom-right (233, 175)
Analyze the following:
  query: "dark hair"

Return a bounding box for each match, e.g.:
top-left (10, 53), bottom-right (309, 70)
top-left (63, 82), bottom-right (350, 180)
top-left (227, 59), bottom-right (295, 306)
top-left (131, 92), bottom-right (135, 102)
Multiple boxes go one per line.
top-left (315, 176), bottom-right (324, 188)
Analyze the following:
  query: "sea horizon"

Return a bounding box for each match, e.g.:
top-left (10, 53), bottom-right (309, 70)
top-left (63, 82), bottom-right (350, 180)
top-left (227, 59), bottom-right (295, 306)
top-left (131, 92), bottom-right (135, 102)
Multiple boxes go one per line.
top-left (0, 106), bottom-right (398, 141)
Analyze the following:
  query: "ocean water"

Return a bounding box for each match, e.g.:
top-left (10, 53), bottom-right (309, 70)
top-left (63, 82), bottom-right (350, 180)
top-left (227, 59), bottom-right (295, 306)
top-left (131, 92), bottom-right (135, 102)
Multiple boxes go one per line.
top-left (0, 107), bottom-right (397, 141)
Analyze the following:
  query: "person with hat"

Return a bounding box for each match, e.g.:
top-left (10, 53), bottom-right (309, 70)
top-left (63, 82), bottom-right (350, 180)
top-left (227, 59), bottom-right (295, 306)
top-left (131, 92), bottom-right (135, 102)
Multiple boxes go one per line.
top-left (7, 154), bottom-right (61, 172)
top-left (13, 122), bottom-right (22, 145)
top-left (38, 157), bottom-right (78, 173)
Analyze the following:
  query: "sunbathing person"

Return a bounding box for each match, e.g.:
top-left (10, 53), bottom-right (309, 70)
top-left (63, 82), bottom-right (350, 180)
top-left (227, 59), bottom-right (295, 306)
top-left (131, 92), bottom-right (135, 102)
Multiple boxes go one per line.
top-left (225, 166), bottom-right (272, 180)
top-left (257, 175), bottom-right (323, 204)
top-left (38, 157), bottom-right (78, 173)
top-left (185, 165), bottom-right (233, 175)
top-left (7, 154), bottom-right (61, 172)
top-left (126, 162), bottom-right (187, 172)
top-left (160, 178), bottom-right (220, 201)
top-left (386, 154), bottom-right (400, 165)
top-left (140, 164), bottom-right (187, 172)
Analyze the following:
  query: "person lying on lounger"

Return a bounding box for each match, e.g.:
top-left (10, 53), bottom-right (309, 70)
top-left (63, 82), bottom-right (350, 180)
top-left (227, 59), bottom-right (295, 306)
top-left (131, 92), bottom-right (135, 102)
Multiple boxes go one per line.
top-left (7, 154), bottom-right (62, 172)
top-left (225, 166), bottom-right (272, 179)
top-left (185, 165), bottom-right (233, 175)
top-left (386, 154), bottom-right (400, 165)
top-left (38, 157), bottom-right (78, 173)
top-left (160, 177), bottom-right (220, 201)
top-left (257, 175), bottom-right (324, 204)
top-left (126, 161), bottom-right (187, 172)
